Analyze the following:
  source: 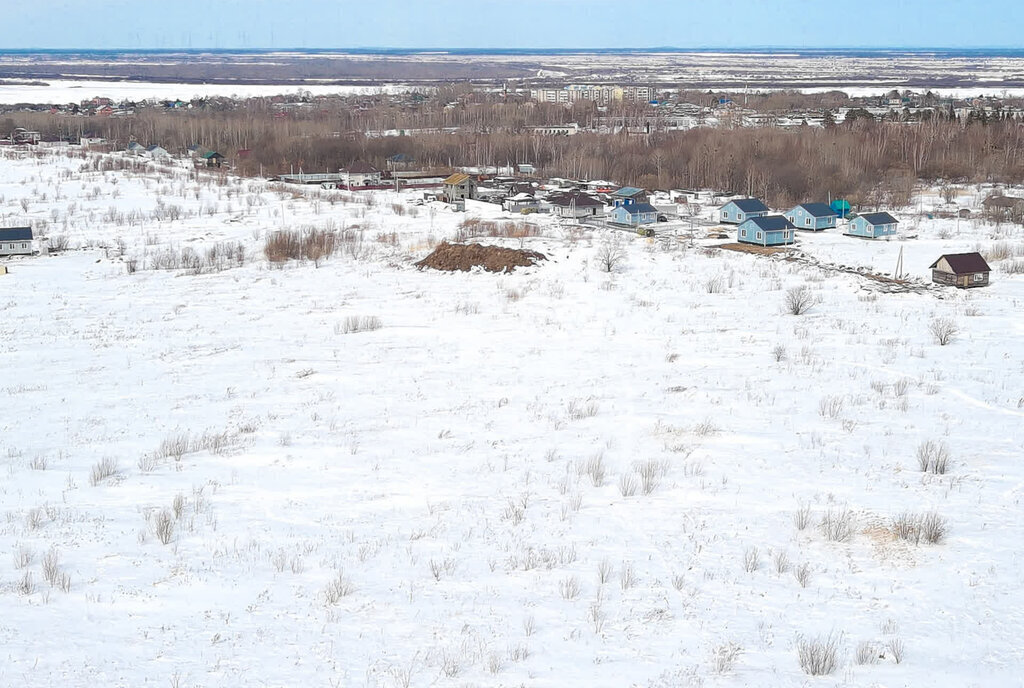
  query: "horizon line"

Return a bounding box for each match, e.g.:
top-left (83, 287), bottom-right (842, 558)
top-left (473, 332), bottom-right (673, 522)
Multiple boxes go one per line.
top-left (3, 46), bottom-right (1024, 53)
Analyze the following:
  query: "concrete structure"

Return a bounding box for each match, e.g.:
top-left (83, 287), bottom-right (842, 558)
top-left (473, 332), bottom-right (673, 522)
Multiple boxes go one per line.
top-left (443, 173), bottom-right (478, 201)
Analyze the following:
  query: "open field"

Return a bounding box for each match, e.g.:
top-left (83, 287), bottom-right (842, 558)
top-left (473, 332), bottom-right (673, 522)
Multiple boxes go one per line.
top-left (2, 148), bottom-right (1024, 686)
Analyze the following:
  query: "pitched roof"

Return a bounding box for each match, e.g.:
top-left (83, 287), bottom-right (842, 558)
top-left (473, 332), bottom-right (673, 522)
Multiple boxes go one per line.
top-left (345, 161), bottom-right (379, 174)
top-left (443, 172), bottom-right (471, 185)
top-left (611, 186), bottom-right (646, 198)
top-left (0, 226), bottom-right (33, 241)
top-left (793, 202), bottom-right (837, 218)
top-left (547, 191), bottom-right (603, 207)
top-left (859, 211), bottom-right (899, 225)
top-left (743, 215), bottom-right (797, 231)
top-left (728, 198), bottom-right (769, 213)
top-left (929, 252), bottom-right (991, 274)
top-left (617, 202), bottom-right (658, 215)
top-left (201, 151), bottom-right (224, 159)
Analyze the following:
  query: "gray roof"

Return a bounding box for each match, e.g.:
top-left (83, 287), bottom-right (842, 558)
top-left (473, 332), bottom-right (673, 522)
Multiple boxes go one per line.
top-left (728, 198), bottom-right (769, 213)
top-left (344, 162), bottom-right (379, 174)
top-left (743, 215), bottom-right (796, 231)
top-left (547, 191), bottom-right (603, 207)
top-left (617, 202), bottom-right (658, 215)
top-left (859, 212), bottom-right (899, 225)
top-left (793, 203), bottom-right (837, 218)
top-left (0, 227), bottom-right (33, 241)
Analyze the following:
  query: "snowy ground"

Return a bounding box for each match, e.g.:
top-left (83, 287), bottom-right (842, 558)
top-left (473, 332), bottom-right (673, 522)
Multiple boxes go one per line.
top-left (2, 148), bottom-right (1023, 687)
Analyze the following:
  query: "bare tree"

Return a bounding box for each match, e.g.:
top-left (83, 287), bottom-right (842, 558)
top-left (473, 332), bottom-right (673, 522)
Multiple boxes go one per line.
top-left (929, 317), bottom-right (959, 345)
top-left (784, 285), bottom-right (814, 315)
top-left (596, 240), bottom-right (626, 273)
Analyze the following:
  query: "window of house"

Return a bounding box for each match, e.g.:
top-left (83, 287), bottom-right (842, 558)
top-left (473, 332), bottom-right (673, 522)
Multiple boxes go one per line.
top-left (723, 211), bottom-right (728, 219)
top-left (756, 231), bottom-right (763, 240)
top-left (974, 273), bottom-right (985, 282)
top-left (806, 218), bottom-right (811, 226)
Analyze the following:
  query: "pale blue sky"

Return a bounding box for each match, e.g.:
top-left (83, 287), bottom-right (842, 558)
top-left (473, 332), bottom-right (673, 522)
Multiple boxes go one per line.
top-left (6, 0), bottom-right (1024, 50)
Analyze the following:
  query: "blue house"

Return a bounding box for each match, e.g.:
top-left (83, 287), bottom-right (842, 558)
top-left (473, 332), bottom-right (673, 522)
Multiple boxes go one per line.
top-left (719, 198), bottom-right (769, 224)
top-left (610, 200), bottom-right (658, 226)
top-left (846, 212), bottom-right (899, 239)
top-left (785, 203), bottom-right (838, 231)
top-left (737, 215), bottom-right (797, 246)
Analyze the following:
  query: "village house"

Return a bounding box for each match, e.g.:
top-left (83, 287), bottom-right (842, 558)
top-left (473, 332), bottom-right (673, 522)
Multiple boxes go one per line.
top-left (982, 194), bottom-right (1024, 220)
top-left (126, 141), bottom-right (146, 155)
top-left (846, 211), bottom-right (899, 239)
top-left (737, 215), bottom-right (797, 247)
top-left (719, 198), bottom-right (769, 224)
top-left (929, 252), bottom-right (992, 288)
top-left (610, 199), bottom-right (658, 226)
top-left (340, 162), bottom-right (381, 188)
top-left (443, 173), bottom-right (478, 201)
top-left (546, 190), bottom-right (605, 219)
top-left (145, 145), bottom-right (170, 160)
top-left (201, 151), bottom-right (226, 168)
top-left (610, 186), bottom-right (649, 205)
top-left (0, 227), bottom-right (42, 257)
top-left (785, 203), bottom-right (838, 231)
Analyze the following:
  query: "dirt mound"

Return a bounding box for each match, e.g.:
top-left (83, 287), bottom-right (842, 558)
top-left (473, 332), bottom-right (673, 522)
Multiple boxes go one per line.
top-left (415, 242), bottom-right (546, 273)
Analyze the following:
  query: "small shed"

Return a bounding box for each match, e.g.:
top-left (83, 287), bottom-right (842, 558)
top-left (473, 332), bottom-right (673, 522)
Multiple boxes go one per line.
top-left (719, 198), bottom-right (769, 224)
top-left (737, 215), bottom-right (797, 246)
top-left (929, 252), bottom-right (991, 288)
top-left (785, 203), bottom-right (838, 231)
top-left (202, 151), bottom-right (226, 168)
top-left (846, 211), bottom-right (899, 239)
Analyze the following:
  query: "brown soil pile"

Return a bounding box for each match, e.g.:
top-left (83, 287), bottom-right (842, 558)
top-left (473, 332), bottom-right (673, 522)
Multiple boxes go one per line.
top-left (415, 242), bottom-right (547, 273)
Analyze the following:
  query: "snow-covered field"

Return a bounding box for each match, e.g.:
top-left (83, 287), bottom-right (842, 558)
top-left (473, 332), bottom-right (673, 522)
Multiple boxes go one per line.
top-left (2, 148), bottom-right (1023, 687)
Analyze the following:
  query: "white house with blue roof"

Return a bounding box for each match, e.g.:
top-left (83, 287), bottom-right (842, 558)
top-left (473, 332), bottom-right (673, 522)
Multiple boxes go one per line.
top-left (719, 198), bottom-right (769, 224)
top-left (0, 227), bottom-right (40, 256)
top-left (610, 200), bottom-right (658, 226)
top-left (737, 215), bottom-right (797, 246)
top-left (846, 211), bottom-right (899, 239)
top-left (785, 203), bottom-right (838, 231)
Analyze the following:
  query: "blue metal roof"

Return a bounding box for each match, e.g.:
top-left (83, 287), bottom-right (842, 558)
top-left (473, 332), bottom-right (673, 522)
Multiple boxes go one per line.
top-left (795, 203), bottom-right (837, 218)
top-left (859, 212), bottom-right (899, 225)
top-left (611, 186), bottom-right (646, 197)
top-left (0, 227), bottom-right (32, 241)
top-left (744, 215), bottom-right (796, 231)
top-left (729, 198), bottom-right (769, 213)
top-left (618, 202), bottom-right (658, 215)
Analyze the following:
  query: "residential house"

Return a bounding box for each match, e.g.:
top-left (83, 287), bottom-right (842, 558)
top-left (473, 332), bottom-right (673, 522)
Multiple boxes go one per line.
top-left (145, 145), bottom-right (170, 160)
top-left (846, 211), bottom-right (899, 239)
top-left (201, 151), bottom-right (226, 168)
top-left (0, 227), bottom-right (40, 257)
top-left (610, 200), bottom-right (658, 226)
top-left (785, 203), bottom-right (838, 231)
top-left (516, 163), bottom-right (536, 175)
top-left (610, 186), bottom-right (649, 205)
top-left (719, 198), bottom-right (769, 224)
top-left (443, 173), bottom-right (478, 201)
top-left (737, 215), bottom-right (797, 246)
top-left (503, 192), bottom-right (540, 213)
top-left (546, 190), bottom-right (605, 219)
top-left (929, 252), bottom-right (991, 288)
top-left (982, 194), bottom-right (1024, 220)
top-left (341, 162), bottom-right (382, 188)
top-left (126, 141), bottom-right (146, 155)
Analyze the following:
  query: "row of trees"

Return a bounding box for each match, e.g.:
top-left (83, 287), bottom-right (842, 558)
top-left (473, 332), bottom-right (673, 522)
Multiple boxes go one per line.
top-left (5, 94), bottom-right (1024, 208)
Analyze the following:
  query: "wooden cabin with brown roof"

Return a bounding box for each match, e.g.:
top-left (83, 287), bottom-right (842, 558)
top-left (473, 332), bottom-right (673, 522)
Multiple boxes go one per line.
top-left (929, 252), bottom-right (991, 288)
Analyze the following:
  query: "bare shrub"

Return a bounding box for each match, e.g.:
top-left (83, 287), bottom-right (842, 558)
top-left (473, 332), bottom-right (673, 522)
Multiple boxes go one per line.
top-left (336, 315), bottom-right (383, 334)
top-left (820, 507), bottom-right (855, 542)
top-left (636, 458), bottom-right (669, 495)
top-left (818, 395), bottom-right (844, 419)
top-left (13, 545), bottom-right (34, 569)
top-left (264, 227), bottom-right (340, 264)
top-left (617, 472), bottom-right (639, 497)
top-left (771, 344), bottom-right (787, 362)
top-left (916, 440), bottom-right (951, 474)
top-left (89, 457), bottom-right (119, 486)
top-left (41, 548), bottom-right (61, 587)
top-left (742, 546), bottom-right (760, 573)
top-left (567, 398), bottom-right (600, 420)
top-left (28, 454), bottom-right (48, 470)
top-left (793, 503), bottom-right (812, 531)
top-left (893, 511), bottom-right (947, 545)
top-left (712, 642), bottom-right (743, 673)
top-left (17, 571), bottom-right (34, 596)
top-left (796, 632), bottom-right (842, 676)
top-left (794, 562), bottom-right (812, 587)
top-left (704, 275), bottom-right (725, 293)
top-left (773, 550), bottom-right (791, 574)
top-left (558, 575), bottom-right (581, 600)
top-left (886, 637), bottom-right (905, 664)
top-left (785, 284), bottom-right (814, 315)
top-left (152, 508), bottom-right (175, 545)
top-left (583, 452), bottom-right (606, 487)
top-left (929, 317), bottom-right (959, 345)
top-left (597, 558), bottom-right (614, 585)
top-left (323, 570), bottom-right (354, 604)
top-left (619, 560), bottom-right (637, 590)
top-left (855, 641), bottom-right (880, 665)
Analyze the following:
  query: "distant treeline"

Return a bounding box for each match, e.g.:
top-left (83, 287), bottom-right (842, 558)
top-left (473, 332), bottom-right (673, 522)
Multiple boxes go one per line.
top-left (6, 91), bottom-right (1024, 208)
